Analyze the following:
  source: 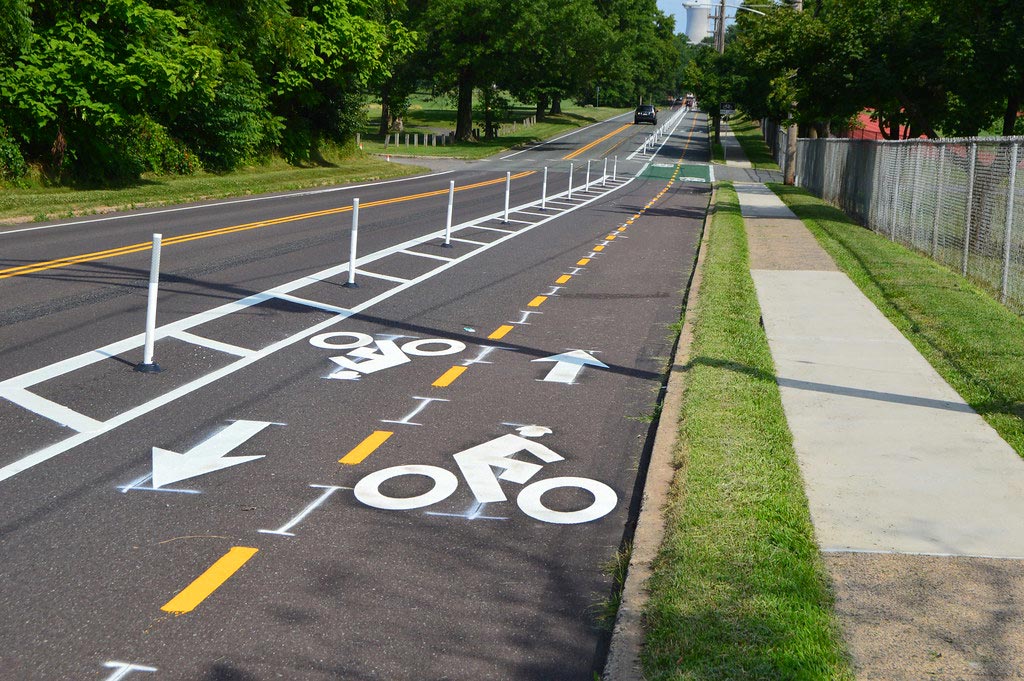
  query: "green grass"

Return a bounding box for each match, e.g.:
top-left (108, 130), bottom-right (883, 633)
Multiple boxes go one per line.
top-left (770, 183), bottom-right (1024, 458)
top-left (359, 97), bottom-right (630, 159)
top-left (0, 150), bottom-right (424, 225)
top-left (728, 116), bottom-right (779, 170)
top-left (711, 140), bottom-right (725, 163)
top-left (642, 182), bottom-right (853, 680)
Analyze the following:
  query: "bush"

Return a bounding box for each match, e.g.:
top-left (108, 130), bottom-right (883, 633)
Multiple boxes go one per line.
top-left (0, 124), bottom-right (28, 186)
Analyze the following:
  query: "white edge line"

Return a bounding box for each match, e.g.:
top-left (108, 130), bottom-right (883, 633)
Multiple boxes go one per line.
top-left (0, 172), bottom-right (641, 483)
top-left (0, 170), bottom-right (457, 237)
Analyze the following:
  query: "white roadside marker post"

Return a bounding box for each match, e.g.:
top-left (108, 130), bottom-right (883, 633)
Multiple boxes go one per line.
top-left (135, 233), bottom-right (163, 373)
top-left (503, 171), bottom-right (511, 224)
top-left (444, 180), bottom-right (455, 247)
top-left (568, 163), bottom-right (574, 200)
top-left (345, 198), bottom-right (360, 288)
top-left (613, 156), bottom-right (618, 182)
top-left (585, 159), bottom-right (591, 190)
top-left (602, 157), bottom-right (608, 187)
top-left (541, 166), bottom-right (548, 211)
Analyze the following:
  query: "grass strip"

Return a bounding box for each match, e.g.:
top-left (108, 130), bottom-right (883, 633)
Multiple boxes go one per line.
top-left (359, 106), bottom-right (630, 160)
top-left (729, 116), bottom-right (779, 170)
top-left (0, 153), bottom-right (423, 225)
top-left (770, 183), bottom-right (1024, 457)
top-left (642, 182), bottom-right (852, 680)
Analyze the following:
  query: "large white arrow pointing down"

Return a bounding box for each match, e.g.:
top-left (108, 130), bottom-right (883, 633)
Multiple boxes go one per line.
top-left (532, 350), bottom-right (609, 384)
top-left (151, 420), bottom-right (274, 489)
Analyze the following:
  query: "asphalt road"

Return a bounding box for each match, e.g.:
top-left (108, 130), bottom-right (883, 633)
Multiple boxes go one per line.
top-left (0, 108), bottom-right (711, 680)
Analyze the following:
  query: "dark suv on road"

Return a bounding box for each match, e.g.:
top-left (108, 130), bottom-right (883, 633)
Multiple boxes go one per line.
top-left (634, 104), bottom-right (657, 125)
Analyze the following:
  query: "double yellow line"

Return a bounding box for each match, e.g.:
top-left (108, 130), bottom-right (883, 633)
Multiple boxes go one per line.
top-left (563, 123), bottom-right (633, 160)
top-left (0, 171), bottom-right (534, 280)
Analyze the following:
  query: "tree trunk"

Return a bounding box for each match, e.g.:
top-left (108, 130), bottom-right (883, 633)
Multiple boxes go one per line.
top-left (455, 68), bottom-right (474, 141)
top-left (483, 87), bottom-right (495, 140)
top-left (536, 93), bottom-right (548, 120)
top-left (549, 95), bottom-right (562, 115)
top-left (379, 82), bottom-right (391, 137)
top-left (1003, 91), bottom-right (1021, 136)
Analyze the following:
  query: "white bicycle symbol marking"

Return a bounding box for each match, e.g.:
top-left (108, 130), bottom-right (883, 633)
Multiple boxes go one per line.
top-left (353, 426), bottom-right (618, 525)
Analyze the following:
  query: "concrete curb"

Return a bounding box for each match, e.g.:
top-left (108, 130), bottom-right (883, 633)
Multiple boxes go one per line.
top-left (602, 184), bottom-right (716, 680)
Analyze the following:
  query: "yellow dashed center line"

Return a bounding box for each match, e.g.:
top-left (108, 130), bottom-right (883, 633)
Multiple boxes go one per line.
top-left (555, 274), bottom-right (572, 284)
top-left (576, 258), bottom-right (591, 266)
top-left (340, 430), bottom-right (393, 465)
top-left (606, 235), bottom-right (616, 240)
top-left (488, 325), bottom-right (514, 340)
top-left (527, 295), bottom-right (547, 307)
top-left (161, 547), bottom-right (258, 615)
top-left (592, 245), bottom-right (605, 252)
top-left (432, 365), bottom-right (467, 387)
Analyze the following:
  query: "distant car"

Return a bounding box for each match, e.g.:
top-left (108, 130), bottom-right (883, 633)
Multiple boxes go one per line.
top-left (674, 97), bottom-right (684, 106)
top-left (634, 105), bottom-right (658, 125)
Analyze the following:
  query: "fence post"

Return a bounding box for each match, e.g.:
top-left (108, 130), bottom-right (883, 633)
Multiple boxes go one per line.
top-left (444, 181), bottom-right (455, 247)
top-left (135, 233), bottom-right (163, 373)
top-left (931, 145), bottom-right (946, 259)
top-left (568, 162), bottom-right (574, 200)
top-left (345, 199), bottom-right (360, 288)
top-left (1001, 142), bottom-right (1018, 302)
top-left (889, 145), bottom-right (902, 241)
top-left (541, 166), bottom-right (548, 211)
top-left (962, 142), bottom-right (978, 277)
top-left (909, 142), bottom-right (924, 246)
top-left (503, 171), bottom-right (511, 224)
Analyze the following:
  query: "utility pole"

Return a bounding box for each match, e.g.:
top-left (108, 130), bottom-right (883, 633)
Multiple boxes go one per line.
top-left (713, 0), bottom-right (726, 144)
top-left (784, 0), bottom-right (802, 185)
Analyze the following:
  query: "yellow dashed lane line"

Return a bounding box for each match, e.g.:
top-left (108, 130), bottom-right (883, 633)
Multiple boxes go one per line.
top-left (161, 547), bottom-right (258, 614)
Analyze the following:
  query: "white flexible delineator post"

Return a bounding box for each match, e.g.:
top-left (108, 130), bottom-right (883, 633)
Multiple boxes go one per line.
top-left (345, 198), bottom-right (360, 287)
top-left (135, 233), bottom-right (163, 373)
top-left (444, 181), bottom-right (455, 247)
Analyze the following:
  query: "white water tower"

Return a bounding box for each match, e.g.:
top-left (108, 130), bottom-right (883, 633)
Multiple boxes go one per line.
top-left (683, 1), bottom-right (711, 44)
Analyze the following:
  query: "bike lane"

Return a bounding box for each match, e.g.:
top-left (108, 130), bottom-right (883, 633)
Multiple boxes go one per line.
top-left (0, 163), bottom-right (709, 679)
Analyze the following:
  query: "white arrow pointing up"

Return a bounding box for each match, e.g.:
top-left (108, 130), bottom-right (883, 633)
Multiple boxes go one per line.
top-left (532, 350), bottom-right (609, 384)
top-left (151, 420), bottom-right (273, 489)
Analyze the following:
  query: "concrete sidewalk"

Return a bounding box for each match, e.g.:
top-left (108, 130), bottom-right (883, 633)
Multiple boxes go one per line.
top-left (737, 181), bottom-right (1024, 678)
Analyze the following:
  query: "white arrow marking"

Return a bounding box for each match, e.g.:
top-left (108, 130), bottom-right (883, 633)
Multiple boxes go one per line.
top-left (453, 434), bottom-right (563, 503)
top-left (532, 350), bottom-right (609, 384)
top-left (328, 339), bottom-right (410, 377)
top-left (151, 420), bottom-right (273, 489)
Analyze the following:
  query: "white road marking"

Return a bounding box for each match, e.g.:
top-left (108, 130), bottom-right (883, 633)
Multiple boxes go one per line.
top-left (151, 420), bottom-right (275, 489)
top-left (380, 396), bottom-right (450, 427)
top-left (258, 484), bottom-right (347, 537)
top-left (453, 433), bottom-right (562, 503)
top-left (399, 249), bottom-right (454, 261)
top-left (354, 270), bottom-right (411, 284)
top-left (0, 172), bottom-right (642, 483)
top-left (103, 661), bottom-right (158, 680)
top-left (533, 350), bottom-right (609, 384)
top-left (170, 331), bottom-right (253, 357)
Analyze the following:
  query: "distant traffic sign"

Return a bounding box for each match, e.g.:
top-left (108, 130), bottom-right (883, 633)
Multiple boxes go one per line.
top-left (720, 102), bottom-right (736, 116)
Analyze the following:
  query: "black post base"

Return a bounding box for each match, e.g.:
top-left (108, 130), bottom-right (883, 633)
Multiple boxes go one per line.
top-left (134, 362), bottom-right (162, 373)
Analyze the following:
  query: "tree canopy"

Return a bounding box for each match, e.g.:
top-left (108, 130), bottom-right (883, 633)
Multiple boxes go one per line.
top-left (685, 0), bottom-right (1024, 139)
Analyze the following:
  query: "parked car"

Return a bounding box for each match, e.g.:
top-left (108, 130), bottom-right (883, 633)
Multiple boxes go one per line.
top-left (634, 104), bottom-right (658, 125)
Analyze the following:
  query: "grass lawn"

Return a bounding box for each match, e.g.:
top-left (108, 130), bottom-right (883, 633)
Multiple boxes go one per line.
top-left (771, 183), bottom-right (1024, 458)
top-left (360, 95), bottom-right (630, 159)
top-left (729, 116), bottom-right (780, 169)
top-left (642, 183), bottom-right (852, 680)
top-left (0, 152), bottom-right (424, 225)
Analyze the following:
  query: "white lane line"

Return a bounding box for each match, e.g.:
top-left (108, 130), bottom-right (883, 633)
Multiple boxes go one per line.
top-left (270, 292), bottom-right (353, 315)
top-left (0, 170), bottom-right (457, 237)
top-left (169, 331), bottom-right (253, 357)
top-left (0, 387), bottom-right (103, 433)
top-left (515, 211), bottom-right (549, 218)
top-left (449, 237), bottom-right (487, 246)
top-left (399, 249), bottom-right (454, 262)
top-left (468, 225), bottom-right (515, 234)
top-left (499, 111), bottom-right (633, 159)
top-left (503, 218), bottom-right (535, 225)
top-left (355, 270), bottom-right (411, 284)
top-left (626, 109), bottom-right (689, 162)
top-left (0, 171), bottom-right (642, 483)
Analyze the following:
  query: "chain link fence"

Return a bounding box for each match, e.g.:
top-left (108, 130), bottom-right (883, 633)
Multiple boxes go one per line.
top-left (763, 122), bottom-right (1024, 314)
